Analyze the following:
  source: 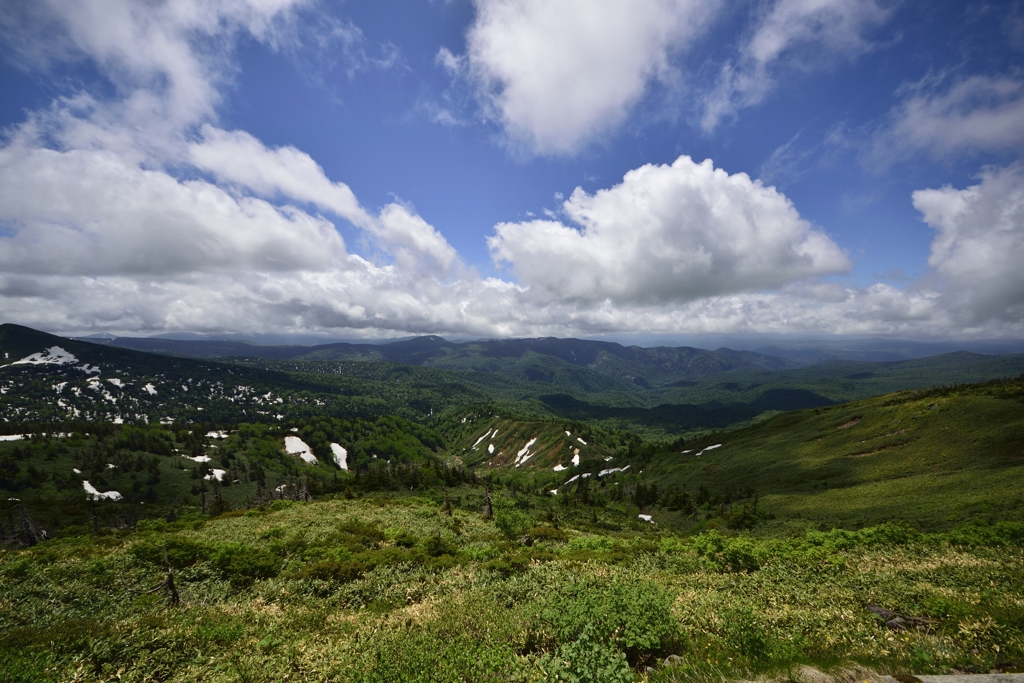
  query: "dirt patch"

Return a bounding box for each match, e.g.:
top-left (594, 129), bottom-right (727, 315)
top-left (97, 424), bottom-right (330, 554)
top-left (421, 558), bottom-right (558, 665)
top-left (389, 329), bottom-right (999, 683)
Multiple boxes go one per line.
top-left (836, 417), bottom-right (862, 430)
top-left (742, 665), bottom-right (895, 683)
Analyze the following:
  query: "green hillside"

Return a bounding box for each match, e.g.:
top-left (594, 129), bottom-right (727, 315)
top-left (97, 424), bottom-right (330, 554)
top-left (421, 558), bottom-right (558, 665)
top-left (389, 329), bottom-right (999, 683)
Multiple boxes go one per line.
top-left (599, 376), bottom-right (1024, 533)
top-left (2, 355), bottom-right (1023, 680)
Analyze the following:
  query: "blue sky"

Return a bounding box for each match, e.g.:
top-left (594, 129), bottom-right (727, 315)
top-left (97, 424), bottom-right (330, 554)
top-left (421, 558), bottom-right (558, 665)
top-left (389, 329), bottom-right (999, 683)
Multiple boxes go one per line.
top-left (0, 0), bottom-right (1022, 341)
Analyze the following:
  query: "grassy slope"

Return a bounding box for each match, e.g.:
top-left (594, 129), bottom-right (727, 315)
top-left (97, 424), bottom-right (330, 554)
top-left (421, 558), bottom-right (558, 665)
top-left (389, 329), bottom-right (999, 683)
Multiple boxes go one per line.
top-left (643, 378), bottom-right (1024, 532)
top-left (1, 495), bottom-right (1022, 682)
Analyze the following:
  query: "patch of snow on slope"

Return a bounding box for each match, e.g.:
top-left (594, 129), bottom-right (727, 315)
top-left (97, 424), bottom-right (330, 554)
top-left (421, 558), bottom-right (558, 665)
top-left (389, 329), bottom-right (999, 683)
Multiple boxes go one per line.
top-left (599, 465), bottom-right (630, 477)
top-left (577, 437), bottom-right (587, 445)
top-left (472, 429), bottom-right (493, 449)
top-left (488, 443), bottom-right (494, 454)
top-left (12, 346), bottom-right (79, 366)
top-left (82, 480), bottom-right (122, 501)
top-left (696, 444), bottom-right (722, 456)
top-left (204, 469), bottom-right (226, 481)
top-left (565, 431), bottom-right (571, 436)
top-left (73, 468), bottom-right (81, 474)
top-left (553, 464), bottom-right (567, 472)
top-left (0, 435), bottom-right (25, 441)
top-left (638, 514), bottom-right (654, 524)
top-left (143, 383), bottom-right (157, 395)
top-left (514, 437), bottom-right (538, 467)
top-left (107, 378), bottom-right (124, 388)
top-left (183, 455), bottom-right (212, 463)
top-left (206, 431), bottom-right (229, 439)
top-left (285, 436), bottom-right (318, 465)
top-left (79, 364), bottom-right (101, 374)
top-left (571, 452), bottom-right (580, 467)
top-left (330, 443), bottom-right (348, 470)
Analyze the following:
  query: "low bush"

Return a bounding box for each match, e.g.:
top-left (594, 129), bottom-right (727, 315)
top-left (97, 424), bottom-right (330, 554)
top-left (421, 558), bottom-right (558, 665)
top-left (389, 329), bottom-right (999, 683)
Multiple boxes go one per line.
top-left (211, 543), bottom-right (281, 586)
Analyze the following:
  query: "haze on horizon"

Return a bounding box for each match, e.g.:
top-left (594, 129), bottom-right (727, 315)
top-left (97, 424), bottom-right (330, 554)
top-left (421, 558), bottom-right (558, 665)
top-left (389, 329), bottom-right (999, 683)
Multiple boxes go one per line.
top-left (0, 0), bottom-right (1022, 343)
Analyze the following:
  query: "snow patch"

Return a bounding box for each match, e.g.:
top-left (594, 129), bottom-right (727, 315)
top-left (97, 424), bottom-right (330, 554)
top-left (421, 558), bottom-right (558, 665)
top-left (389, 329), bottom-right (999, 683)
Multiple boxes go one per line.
top-left (330, 443), bottom-right (348, 470)
top-left (553, 464), bottom-right (567, 472)
top-left (599, 465), bottom-right (630, 477)
top-left (83, 480), bottom-right (122, 501)
top-left (285, 436), bottom-right (318, 465)
top-left (183, 455), bottom-right (212, 463)
top-left (696, 444), bottom-right (722, 456)
top-left (472, 429), bottom-right (493, 449)
top-left (107, 378), bottom-right (124, 388)
top-left (12, 346), bottom-right (79, 366)
top-left (638, 514), bottom-right (654, 524)
top-left (0, 435), bottom-right (25, 441)
top-left (488, 443), bottom-right (494, 454)
top-left (577, 437), bottom-right (587, 445)
top-left (73, 468), bottom-right (81, 474)
top-left (206, 430), bottom-right (229, 439)
top-left (514, 437), bottom-right (538, 467)
top-left (143, 383), bottom-right (157, 395)
top-left (204, 469), bottom-right (226, 482)
top-left (571, 452), bottom-right (580, 467)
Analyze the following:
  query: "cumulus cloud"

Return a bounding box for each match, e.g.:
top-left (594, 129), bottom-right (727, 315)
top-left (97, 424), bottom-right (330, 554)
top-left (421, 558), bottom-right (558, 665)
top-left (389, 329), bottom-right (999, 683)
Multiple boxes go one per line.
top-left (488, 156), bottom-right (850, 303)
top-left (1, 0), bottom-right (1023, 341)
top-left (189, 127), bottom-right (460, 274)
top-left (0, 141), bottom-right (347, 276)
top-left (874, 74), bottom-right (1024, 161)
top-left (450, 0), bottom-right (720, 155)
top-left (702, 0), bottom-right (891, 130)
top-left (913, 164), bottom-right (1024, 323)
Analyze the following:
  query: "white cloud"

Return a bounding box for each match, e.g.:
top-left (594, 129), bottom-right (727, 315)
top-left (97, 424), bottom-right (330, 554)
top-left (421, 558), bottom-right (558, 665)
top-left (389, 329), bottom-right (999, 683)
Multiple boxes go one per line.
top-left (913, 164), bottom-right (1024, 323)
top-left (0, 140), bottom-right (349, 277)
top-left (452, 0), bottom-right (720, 155)
top-left (189, 127), bottom-right (460, 275)
top-left (1, 0), bottom-right (1023, 341)
top-left (488, 156), bottom-right (850, 304)
top-left (702, 0), bottom-right (891, 130)
top-left (0, 0), bottom-right (305, 132)
top-left (189, 126), bottom-right (372, 228)
top-left (875, 74), bottom-right (1024, 161)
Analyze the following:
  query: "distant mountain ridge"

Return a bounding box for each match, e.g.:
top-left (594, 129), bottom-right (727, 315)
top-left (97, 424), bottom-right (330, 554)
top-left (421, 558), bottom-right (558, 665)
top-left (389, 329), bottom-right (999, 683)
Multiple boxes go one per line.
top-left (102, 334), bottom-right (800, 387)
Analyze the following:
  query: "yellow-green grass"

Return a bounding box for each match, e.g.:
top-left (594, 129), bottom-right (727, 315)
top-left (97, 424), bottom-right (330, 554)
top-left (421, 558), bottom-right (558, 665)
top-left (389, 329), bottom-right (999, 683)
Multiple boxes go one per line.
top-left (2, 495), bottom-right (1022, 682)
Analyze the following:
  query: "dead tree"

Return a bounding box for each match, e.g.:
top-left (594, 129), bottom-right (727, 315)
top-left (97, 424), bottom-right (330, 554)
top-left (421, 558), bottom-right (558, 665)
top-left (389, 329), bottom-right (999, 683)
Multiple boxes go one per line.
top-left (130, 545), bottom-right (180, 607)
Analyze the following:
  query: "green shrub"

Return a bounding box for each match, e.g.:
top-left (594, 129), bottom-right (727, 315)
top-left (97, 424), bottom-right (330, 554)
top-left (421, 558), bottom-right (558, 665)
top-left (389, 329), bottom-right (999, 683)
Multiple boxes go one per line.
top-left (493, 494), bottom-right (531, 540)
top-left (131, 537), bottom-right (212, 569)
top-left (211, 543), bottom-right (281, 587)
top-left (483, 554), bottom-right (529, 576)
top-left (292, 559), bottom-right (366, 583)
top-left (423, 533), bottom-right (458, 558)
top-left (540, 576), bottom-right (678, 665)
top-left (691, 531), bottom-right (761, 572)
top-left (535, 624), bottom-right (633, 683)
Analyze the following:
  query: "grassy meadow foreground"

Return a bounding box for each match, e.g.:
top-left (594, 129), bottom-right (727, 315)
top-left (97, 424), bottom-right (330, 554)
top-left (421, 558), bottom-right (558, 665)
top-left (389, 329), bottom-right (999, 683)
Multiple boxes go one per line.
top-left (2, 494), bottom-right (1023, 683)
